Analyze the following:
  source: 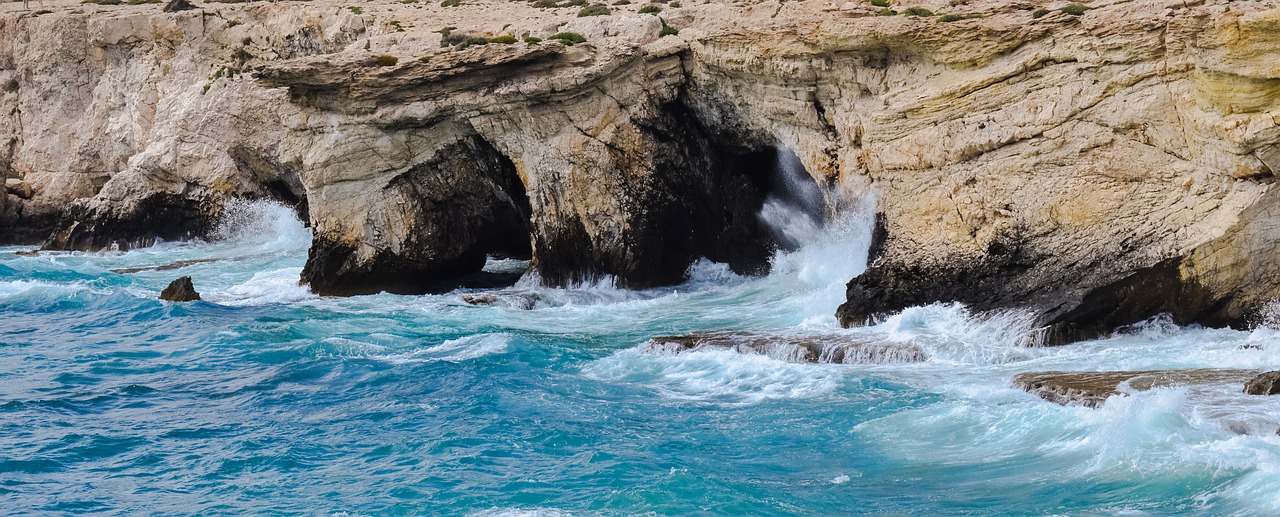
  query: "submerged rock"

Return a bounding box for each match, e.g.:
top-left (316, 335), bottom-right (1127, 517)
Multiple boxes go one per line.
top-left (112, 258), bottom-right (219, 274)
top-left (159, 276), bottom-right (201, 302)
top-left (1014, 369), bottom-right (1262, 408)
top-left (640, 331), bottom-right (926, 364)
top-left (461, 292), bottom-right (541, 310)
top-left (1243, 371), bottom-right (1280, 395)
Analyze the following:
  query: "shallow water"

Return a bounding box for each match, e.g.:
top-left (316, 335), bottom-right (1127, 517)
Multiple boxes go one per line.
top-left (4, 199), bottom-right (1280, 516)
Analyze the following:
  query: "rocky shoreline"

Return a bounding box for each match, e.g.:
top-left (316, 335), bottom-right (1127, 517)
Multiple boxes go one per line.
top-left (4, 0), bottom-right (1280, 342)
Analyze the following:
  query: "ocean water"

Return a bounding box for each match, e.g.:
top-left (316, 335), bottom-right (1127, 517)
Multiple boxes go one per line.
top-left (4, 197), bottom-right (1280, 516)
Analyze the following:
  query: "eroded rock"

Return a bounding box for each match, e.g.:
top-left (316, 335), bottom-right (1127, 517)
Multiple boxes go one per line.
top-left (641, 331), bottom-right (926, 364)
top-left (3, 0), bottom-right (1280, 323)
top-left (1014, 369), bottom-right (1262, 408)
top-left (1244, 371), bottom-right (1280, 395)
top-left (159, 276), bottom-right (201, 302)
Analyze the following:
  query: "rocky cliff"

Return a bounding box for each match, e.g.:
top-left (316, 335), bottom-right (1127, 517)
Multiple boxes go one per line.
top-left (3, 0), bottom-right (1280, 341)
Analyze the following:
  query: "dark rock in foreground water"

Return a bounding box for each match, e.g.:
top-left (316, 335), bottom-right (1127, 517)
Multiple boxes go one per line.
top-left (159, 276), bottom-right (201, 302)
top-left (1243, 371), bottom-right (1280, 395)
top-left (640, 331), bottom-right (926, 364)
top-left (1014, 369), bottom-right (1261, 408)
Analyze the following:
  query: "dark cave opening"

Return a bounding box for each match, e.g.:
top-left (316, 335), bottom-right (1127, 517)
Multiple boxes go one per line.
top-left (687, 142), bottom-right (827, 277)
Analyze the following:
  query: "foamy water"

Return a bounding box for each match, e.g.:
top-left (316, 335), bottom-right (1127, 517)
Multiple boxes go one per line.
top-left (3, 194), bottom-right (1280, 515)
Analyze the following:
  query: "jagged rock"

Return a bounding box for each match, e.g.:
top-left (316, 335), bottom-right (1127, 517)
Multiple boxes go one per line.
top-left (162, 0), bottom-right (197, 12)
top-left (640, 331), bottom-right (926, 364)
top-left (5, 179), bottom-right (33, 200)
top-left (1243, 371), bottom-right (1280, 395)
top-left (1014, 369), bottom-right (1262, 408)
top-left (44, 192), bottom-right (218, 251)
top-left (159, 276), bottom-right (201, 302)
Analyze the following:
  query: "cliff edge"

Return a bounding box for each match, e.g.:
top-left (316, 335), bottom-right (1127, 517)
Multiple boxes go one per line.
top-left (3, 0), bottom-right (1280, 341)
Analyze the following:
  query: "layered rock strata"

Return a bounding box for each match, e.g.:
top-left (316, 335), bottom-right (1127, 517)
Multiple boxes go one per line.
top-left (3, 0), bottom-right (1280, 337)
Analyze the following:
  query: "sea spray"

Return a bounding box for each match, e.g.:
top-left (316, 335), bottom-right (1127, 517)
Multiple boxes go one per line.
top-left (6, 176), bottom-right (1280, 514)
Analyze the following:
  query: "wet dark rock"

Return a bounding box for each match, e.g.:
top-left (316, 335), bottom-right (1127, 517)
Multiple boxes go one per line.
top-left (43, 192), bottom-right (218, 252)
top-left (159, 276), bottom-right (201, 302)
top-left (1014, 369), bottom-right (1261, 408)
top-left (1243, 371), bottom-right (1280, 395)
top-left (1240, 343), bottom-right (1264, 350)
top-left (522, 110), bottom-right (786, 289)
top-left (640, 331), bottom-right (926, 364)
top-left (162, 0), bottom-right (197, 12)
top-left (461, 292), bottom-right (541, 310)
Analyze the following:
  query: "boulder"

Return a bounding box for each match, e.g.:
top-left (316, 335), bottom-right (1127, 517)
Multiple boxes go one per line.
top-left (159, 276), bottom-right (201, 302)
top-left (1243, 371), bottom-right (1280, 395)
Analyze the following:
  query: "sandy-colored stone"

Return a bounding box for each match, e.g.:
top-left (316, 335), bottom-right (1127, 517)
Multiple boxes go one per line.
top-left (1, 0), bottom-right (1279, 321)
top-left (1014, 369), bottom-right (1263, 408)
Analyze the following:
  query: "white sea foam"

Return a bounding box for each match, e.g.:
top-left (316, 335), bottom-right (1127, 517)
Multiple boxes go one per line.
top-left (211, 198), bottom-right (311, 254)
top-left (583, 348), bottom-right (842, 405)
top-left (389, 334), bottom-right (512, 364)
top-left (467, 509), bottom-right (581, 517)
top-left (306, 334), bottom-right (511, 364)
top-left (209, 267), bottom-right (314, 306)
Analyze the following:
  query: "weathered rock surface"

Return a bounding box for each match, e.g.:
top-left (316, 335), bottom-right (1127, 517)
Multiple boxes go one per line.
top-left (461, 292), bottom-right (541, 310)
top-left (1014, 369), bottom-right (1262, 408)
top-left (3, 0), bottom-right (1280, 331)
top-left (833, 4), bottom-right (1280, 341)
top-left (1243, 371), bottom-right (1280, 395)
top-left (641, 331), bottom-right (926, 364)
top-left (5, 178), bottom-right (32, 200)
top-left (159, 275), bottom-right (200, 302)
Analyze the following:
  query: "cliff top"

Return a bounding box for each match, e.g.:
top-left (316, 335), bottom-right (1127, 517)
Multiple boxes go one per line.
top-left (6, 0), bottom-right (1277, 66)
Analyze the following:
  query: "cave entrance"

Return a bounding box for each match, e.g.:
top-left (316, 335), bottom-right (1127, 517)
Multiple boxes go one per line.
top-left (692, 143), bottom-right (827, 276)
top-left (452, 142), bottom-right (533, 290)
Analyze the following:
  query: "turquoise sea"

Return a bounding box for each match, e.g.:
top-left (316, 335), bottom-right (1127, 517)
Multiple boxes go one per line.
top-left (4, 200), bottom-right (1280, 515)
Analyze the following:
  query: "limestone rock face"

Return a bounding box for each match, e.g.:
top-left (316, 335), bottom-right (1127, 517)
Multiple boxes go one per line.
top-left (3, 0), bottom-right (1280, 331)
top-left (299, 133), bottom-right (532, 295)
